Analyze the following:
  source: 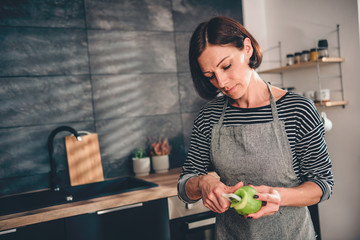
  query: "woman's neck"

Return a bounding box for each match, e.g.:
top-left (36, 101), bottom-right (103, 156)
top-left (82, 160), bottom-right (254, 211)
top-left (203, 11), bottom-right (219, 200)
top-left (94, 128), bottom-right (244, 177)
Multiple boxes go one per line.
top-left (229, 71), bottom-right (271, 108)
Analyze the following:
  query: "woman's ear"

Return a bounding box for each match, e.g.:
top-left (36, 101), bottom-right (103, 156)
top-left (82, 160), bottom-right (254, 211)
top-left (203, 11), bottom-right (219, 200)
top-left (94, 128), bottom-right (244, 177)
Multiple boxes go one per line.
top-left (244, 37), bottom-right (253, 58)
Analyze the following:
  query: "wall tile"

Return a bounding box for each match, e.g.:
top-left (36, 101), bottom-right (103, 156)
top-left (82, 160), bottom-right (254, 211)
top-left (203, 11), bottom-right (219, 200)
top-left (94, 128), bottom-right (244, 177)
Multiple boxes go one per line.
top-left (87, 30), bottom-right (176, 74)
top-left (0, 75), bottom-right (94, 127)
top-left (0, 173), bottom-right (50, 196)
top-left (178, 72), bottom-right (207, 113)
top-left (175, 32), bottom-right (192, 73)
top-left (172, 0), bottom-right (243, 31)
top-left (92, 73), bottom-right (180, 119)
top-left (0, 0), bottom-right (85, 28)
top-left (181, 112), bottom-right (198, 152)
top-left (0, 27), bottom-right (89, 76)
top-left (96, 114), bottom-right (185, 177)
top-left (85, 0), bottom-right (173, 31)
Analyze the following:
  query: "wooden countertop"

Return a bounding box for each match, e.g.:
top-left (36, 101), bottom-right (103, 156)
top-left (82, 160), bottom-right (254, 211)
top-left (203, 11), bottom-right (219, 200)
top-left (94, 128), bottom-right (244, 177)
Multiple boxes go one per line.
top-left (0, 168), bottom-right (182, 231)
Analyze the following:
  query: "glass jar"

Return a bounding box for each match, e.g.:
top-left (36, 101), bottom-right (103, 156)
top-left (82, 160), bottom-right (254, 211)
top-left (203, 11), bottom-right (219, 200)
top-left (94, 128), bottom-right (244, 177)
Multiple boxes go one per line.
top-left (301, 50), bottom-right (310, 62)
top-left (294, 52), bottom-right (301, 64)
top-left (318, 39), bottom-right (329, 58)
top-left (286, 54), bottom-right (294, 66)
top-left (310, 48), bottom-right (319, 61)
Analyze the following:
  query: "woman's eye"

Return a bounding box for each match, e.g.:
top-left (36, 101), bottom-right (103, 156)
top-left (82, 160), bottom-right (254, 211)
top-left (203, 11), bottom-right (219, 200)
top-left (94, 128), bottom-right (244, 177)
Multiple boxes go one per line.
top-left (206, 74), bottom-right (216, 80)
top-left (223, 64), bottom-right (231, 70)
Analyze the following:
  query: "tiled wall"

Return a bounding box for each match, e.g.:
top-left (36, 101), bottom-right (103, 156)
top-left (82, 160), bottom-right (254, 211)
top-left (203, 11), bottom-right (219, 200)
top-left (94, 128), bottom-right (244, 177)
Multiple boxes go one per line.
top-left (0, 0), bottom-right (242, 196)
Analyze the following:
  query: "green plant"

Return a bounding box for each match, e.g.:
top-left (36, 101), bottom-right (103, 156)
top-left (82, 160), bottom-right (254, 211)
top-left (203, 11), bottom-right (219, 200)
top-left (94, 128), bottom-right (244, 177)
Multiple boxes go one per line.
top-left (133, 147), bottom-right (147, 159)
top-left (148, 137), bottom-right (171, 156)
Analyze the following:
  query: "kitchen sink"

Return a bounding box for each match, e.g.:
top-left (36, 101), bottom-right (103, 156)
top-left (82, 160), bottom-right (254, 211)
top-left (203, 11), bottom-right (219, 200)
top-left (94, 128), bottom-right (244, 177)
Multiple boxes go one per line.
top-left (0, 177), bottom-right (157, 216)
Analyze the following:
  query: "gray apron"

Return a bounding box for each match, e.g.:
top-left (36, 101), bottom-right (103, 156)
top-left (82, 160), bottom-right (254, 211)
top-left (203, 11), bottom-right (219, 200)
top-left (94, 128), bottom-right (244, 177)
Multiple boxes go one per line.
top-left (210, 82), bottom-right (316, 240)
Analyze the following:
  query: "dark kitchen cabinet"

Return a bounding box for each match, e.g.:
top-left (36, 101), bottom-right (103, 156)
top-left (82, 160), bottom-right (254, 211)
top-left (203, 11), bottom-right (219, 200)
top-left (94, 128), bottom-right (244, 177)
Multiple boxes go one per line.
top-left (66, 198), bottom-right (170, 240)
top-left (0, 218), bottom-right (66, 240)
top-left (1, 198), bottom-right (170, 240)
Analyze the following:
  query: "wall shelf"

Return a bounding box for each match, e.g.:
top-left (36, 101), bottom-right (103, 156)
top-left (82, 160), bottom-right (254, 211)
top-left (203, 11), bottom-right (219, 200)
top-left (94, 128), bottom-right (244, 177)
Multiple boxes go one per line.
top-left (314, 100), bottom-right (349, 107)
top-left (258, 57), bottom-right (345, 74)
top-left (258, 25), bottom-right (347, 108)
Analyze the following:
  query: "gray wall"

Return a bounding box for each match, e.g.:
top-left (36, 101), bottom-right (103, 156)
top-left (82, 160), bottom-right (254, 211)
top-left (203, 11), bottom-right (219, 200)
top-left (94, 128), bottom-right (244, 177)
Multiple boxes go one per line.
top-left (0, 0), bottom-right (242, 196)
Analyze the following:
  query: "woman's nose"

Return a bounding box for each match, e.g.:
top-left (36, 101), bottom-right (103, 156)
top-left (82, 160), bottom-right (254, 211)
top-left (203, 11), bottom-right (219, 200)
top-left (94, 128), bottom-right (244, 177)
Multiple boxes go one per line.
top-left (216, 73), bottom-right (228, 88)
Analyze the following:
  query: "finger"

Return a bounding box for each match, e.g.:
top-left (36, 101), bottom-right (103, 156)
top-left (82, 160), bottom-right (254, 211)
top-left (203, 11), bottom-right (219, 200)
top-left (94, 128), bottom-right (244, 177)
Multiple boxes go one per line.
top-left (249, 184), bottom-right (269, 193)
top-left (202, 197), bottom-right (221, 213)
top-left (205, 193), bottom-right (228, 213)
top-left (229, 181), bottom-right (244, 192)
top-left (257, 191), bottom-right (281, 204)
top-left (247, 208), bottom-right (265, 219)
top-left (217, 193), bottom-right (231, 210)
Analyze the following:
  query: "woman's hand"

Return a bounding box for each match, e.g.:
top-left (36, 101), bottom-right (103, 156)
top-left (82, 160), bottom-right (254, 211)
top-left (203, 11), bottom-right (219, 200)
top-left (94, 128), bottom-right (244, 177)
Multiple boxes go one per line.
top-left (186, 175), bottom-right (243, 213)
top-left (246, 181), bottom-right (322, 219)
top-left (200, 175), bottom-right (244, 213)
top-left (246, 184), bottom-right (281, 220)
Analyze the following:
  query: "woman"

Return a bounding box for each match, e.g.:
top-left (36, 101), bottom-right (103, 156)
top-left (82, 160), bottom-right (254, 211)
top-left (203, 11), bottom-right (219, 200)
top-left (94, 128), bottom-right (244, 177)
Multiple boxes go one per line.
top-left (178, 16), bottom-right (333, 239)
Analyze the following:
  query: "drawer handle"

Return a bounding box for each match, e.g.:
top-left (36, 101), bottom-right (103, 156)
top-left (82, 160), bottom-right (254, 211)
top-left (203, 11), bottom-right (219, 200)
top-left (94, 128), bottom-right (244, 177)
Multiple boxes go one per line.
top-left (0, 229), bottom-right (17, 235)
top-left (97, 203), bottom-right (143, 215)
top-left (186, 217), bottom-right (216, 230)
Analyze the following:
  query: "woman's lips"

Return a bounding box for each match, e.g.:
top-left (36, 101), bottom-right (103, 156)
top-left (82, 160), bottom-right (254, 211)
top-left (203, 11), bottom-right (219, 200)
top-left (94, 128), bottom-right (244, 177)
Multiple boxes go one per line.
top-left (225, 85), bottom-right (236, 93)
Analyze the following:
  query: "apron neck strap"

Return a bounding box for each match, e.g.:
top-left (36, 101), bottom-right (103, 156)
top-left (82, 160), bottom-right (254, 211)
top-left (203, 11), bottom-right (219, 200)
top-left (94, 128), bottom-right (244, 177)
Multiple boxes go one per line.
top-left (264, 81), bottom-right (280, 122)
top-left (218, 97), bottom-right (228, 126)
top-left (218, 81), bottom-right (280, 125)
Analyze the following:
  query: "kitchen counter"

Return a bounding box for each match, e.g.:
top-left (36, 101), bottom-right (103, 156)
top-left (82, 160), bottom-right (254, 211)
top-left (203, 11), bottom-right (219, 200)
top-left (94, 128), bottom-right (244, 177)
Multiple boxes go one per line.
top-left (0, 168), bottom-right (182, 231)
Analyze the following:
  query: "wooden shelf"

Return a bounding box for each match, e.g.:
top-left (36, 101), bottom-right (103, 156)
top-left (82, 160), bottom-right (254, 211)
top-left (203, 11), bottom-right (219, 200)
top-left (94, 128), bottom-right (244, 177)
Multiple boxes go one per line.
top-left (314, 100), bottom-right (349, 108)
top-left (258, 57), bottom-right (345, 74)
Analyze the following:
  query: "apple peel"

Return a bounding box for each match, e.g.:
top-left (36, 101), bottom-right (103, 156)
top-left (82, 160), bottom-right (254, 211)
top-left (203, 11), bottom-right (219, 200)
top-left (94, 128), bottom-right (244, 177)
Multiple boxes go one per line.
top-left (227, 186), bottom-right (262, 215)
top-left (222, 193), bottom-right (241, 202)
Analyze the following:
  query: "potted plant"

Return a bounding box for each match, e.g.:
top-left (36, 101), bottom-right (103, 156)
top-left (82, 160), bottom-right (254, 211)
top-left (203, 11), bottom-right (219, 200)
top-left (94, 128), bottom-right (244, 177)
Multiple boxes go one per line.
top-left (132, 147), bottom-right (150, 176)
top-left (149, 137), bottom-right (171, 173)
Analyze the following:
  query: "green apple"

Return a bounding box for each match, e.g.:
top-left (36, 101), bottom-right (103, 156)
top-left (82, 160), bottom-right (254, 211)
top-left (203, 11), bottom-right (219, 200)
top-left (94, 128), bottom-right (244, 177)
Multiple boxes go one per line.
top-left (230, 186), bottom-right (262, 215)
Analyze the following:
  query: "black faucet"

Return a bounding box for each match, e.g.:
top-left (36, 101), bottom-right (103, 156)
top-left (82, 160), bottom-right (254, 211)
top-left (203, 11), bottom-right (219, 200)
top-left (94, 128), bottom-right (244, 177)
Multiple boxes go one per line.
top-left (48, 126), bottom-right (82, 191)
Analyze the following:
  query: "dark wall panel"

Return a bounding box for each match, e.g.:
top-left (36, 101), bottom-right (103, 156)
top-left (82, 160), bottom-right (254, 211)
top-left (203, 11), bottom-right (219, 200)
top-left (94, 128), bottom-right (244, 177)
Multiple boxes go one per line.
top-left (0, 28), bottom-right (89, 76)
top-left (88, 30), bottom-right (176, 74)
top-left (97, 114), bottom-right (185, 178)
top-left (178, 72), bottom-right (207, 113)
top-left (172, 0), bottom-right (243, 31)
top-left (0, 0), bottom-right (85, 28)
top-left (85, 0), bottom-right (173, 31)
top-left (0, 76), bottom-right (93, 127)
top-left (92, 73), bottom-right (180, 119)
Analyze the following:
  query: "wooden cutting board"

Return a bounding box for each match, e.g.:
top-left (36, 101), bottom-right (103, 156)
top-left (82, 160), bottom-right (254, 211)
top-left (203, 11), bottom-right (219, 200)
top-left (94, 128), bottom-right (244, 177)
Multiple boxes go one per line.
top-left (65, 133), bottom-right (104, 186)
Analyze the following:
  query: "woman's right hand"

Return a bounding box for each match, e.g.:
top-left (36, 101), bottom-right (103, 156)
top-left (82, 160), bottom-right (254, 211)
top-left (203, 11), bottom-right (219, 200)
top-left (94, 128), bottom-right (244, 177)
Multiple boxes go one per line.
top-left (187, 174), bottom-right (243, 213)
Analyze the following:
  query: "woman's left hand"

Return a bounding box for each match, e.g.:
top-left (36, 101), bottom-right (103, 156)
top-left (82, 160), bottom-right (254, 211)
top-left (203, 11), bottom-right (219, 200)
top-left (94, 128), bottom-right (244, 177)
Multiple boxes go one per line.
top-left (246, 184), bottom-right (281, 220)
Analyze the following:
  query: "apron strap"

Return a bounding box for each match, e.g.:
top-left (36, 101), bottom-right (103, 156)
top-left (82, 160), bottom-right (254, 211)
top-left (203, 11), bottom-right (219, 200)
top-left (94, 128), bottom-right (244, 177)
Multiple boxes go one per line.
top-left (264, 81), bottom-right (280, 122)
top-left (218, 81), bottom-right (280, 125)
top-left (218, 96), bottom-right (228, 126)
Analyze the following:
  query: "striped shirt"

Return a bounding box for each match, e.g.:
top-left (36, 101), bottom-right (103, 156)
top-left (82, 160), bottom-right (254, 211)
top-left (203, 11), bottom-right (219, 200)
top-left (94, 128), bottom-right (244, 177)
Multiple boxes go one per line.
top-left (178, 92), bottom-right (334, 203)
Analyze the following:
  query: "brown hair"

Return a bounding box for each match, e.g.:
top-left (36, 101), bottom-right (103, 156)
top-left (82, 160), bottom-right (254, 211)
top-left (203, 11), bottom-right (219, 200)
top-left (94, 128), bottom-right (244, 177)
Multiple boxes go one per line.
top-left (189, 16), bottom-right (263, 100)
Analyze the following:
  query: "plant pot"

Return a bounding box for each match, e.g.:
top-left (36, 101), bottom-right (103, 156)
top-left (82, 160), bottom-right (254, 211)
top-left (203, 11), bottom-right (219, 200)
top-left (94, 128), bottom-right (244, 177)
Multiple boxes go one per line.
top-left (151, 155), bottom-right (169, 173)
top-left (132, 157), bottom-right (150, 176)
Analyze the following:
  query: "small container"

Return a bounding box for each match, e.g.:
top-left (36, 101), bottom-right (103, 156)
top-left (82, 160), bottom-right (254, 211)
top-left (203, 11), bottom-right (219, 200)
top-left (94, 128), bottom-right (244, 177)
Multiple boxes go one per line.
top-left (286, 54), bottom-right (294, 66)
top-left (310, 48), bottom-right (319, 61)
top-left (301, 50), bottom-right (310, 62)
top-left (282, 87), bottom-right (296, 92)
top-left (318, 39), bottom-right (329, 58)
top-left (294, 52), bottom-right (301, 64)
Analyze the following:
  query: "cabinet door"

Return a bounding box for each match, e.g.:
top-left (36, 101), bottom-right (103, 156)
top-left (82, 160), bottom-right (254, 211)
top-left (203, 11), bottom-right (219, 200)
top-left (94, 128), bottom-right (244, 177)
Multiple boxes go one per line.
top-left (65, 198), bottom-right (170, 240)
top-left (97, 198), bottom-right (170, 240)
top-left (0, 219), bottom-right (66, 240)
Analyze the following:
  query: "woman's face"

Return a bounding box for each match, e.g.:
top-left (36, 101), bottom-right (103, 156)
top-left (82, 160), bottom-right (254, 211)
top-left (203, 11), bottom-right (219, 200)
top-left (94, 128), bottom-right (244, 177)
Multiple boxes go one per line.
top-left (198, 40), bottom-right (253, 100)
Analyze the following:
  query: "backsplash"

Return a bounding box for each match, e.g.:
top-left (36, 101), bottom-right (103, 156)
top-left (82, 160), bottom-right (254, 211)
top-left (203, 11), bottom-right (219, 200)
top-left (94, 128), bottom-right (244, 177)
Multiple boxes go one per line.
top-left (0, 0), bottom-right (242, 196)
